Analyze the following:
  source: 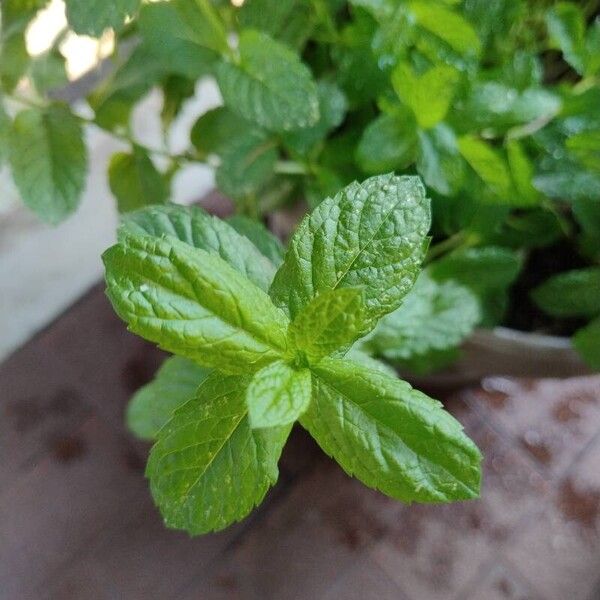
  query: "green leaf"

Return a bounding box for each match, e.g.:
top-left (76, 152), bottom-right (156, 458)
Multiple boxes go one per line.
top-left (364, 272), bottom-right (480, 361)
top-left (226, 215), bottom-right (284, 267)
top-left (567, 130), bottom-right (600, 171)
top-left (103, 234), bottom-right (288, 374)
top-left (238, 0), bottom-right (312, 49)
top-left (64, 0), bottom-right (140, 36)
top-left (0, 102), bottom-right (11, 166)
top-left (108, 146), bottom-right (169, 214)
top-left (172, 0), bottom-right (229, 55)
top-left (9, 105), bottom-right (87, 225)
top-left (392, 63), bottom-right (460, 130)
top-left (344, 347), bottom-right (398, 378)
top-left (147, 373), bottom-right (290, 534)
top-left (546, 2), bottom-right (587, 75)
top-left (506, 139), bottom-right (540, 207)
top-left (216, 30), bottom-right (319, 132)
top-left (356, 111), bottom-right (418, 174)
top-left (119, 203), bottom-right (277, 292)
top-left (283, 81), bottom-right (347, 156)
top-left (29, 50), bottom-right (68, 94)
top-left (0, 31), bottom-right (29, 92)
top-left (407, 1), bottom-right (481, 57)
top-left (429, 246), bottom-right (522, 292)
top-left (138, 2), bottom-right (218, 79)
top-left (573, 317), bottom-right (600, 371)
top-left (215, 129), bottom-right (278, 200)
top-left (288, 288), bottom-right (371, 363)
top-left (573, 198), bottom-right (600, 259)
top-left (127, 356), bottom-right (211, 441)
top-left (246, 360), bottom-right (311, 428)
top-left (161, 76), bottom-right (196, 131)
top-left (416, 124), bottom-right (465, 196)
top-left (531, 268), bottom-right (600, 319)
top-left (270, 174), bottom-right (431, 331)
top-left (303, 359), bottom-right (482, 502)
top-left (190, 107), bottom-right (252, 157)
top-left (458, 135), bottom-right (512, 200)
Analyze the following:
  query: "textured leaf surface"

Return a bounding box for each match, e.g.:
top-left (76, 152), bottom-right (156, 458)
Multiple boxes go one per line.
top-left (269, 174), bottom-right (431, 328)
top-left (531, 268), bottom-right (600, 318)
top-left (108, 147), bottom-right (168, 213)
top-left (147, 373), bottom-right (290, 534)
top-left (302, 359), bottom-right (482, 502)
top-left (573, 318), bottom-right (600, 370)
top-left (216, 30), bottom-right (319, 131)
top-left (127, 356), bottom-right (211, 440)
top-left (103, 234), bottom-right (288, 374)
top-left (65, 0), bottom-right (139, 36)
top-left (364, 272), bottom-right (480, 361)
top-left (288, 288), bottom-right (371, 363)
top-left (246, 361), bottom-right (311, 428)
top-left (119, 204), bottom-right (277, 291)
top-left (9, 105), bottom-right (87, 224)
top-left (392, 63), bottom-right (459, 129)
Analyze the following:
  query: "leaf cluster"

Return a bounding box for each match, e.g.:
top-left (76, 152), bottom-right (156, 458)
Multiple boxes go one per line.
top-left (105, 174), bottom-right (482, 534)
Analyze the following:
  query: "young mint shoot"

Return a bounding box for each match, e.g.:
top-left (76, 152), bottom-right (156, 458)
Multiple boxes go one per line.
top-left (103, 174), bottom-right (482, 535)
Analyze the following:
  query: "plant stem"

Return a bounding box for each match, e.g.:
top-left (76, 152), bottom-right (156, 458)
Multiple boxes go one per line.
top-left (274, 160), bottom-right (308, 175)
top-left (425, 232), bottom-right (469, 264)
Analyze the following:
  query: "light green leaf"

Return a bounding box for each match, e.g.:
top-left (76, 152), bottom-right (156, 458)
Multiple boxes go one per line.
top-left (65, 0), bottom-right (140, 36)
top-left (127, 356), bottom-right (211, 441)
top-left (147, 373), bottom-right (290, 534)
top-left (9, 105), bottom-right (87, 225)
top-left (246, 360), bottom-right (311, 428)
top-left (566, 130), bottom-right (600, 171)
top-left (408, 1), bottom-right (481, 56)
top-left (269, 174), bottom-right (431, 327)
top-left (172, 0), bottom-right (229, 55)
top-left (226, 215), bottom-right (284, 267)
top-left (108, 146), bottom-right (169, 214)
top-left (531, 268), bottom-right (600, 319)
top-left (458, 135), bottom-right (512, 200)
top-left (392, 63), bottom-right (460, 129)
top-left (216, 30), bottom-right (319, 132)
top-left (356, 111), bottom-right (418, 174)
top-left (0, 31), bottom-right (29, 92)
top-left (344, 347), bottom-right (398, 378)
top-left (215, 129), bottom-right (278, 200)
top-left (546, 2), bottom-right (587, 75)
top-left (416, 124), bottom-right (465, 196)
top-left (283, 81), bottom-right (347, 155)
top-left (364, 272), bottom-right (480, 361)
top-left (506, 140), bottom-right (540, 207)
top-left (288, 288), bottom-right (371, 363)
top-left (119, 203), bottom-right (277, 292)
top-left (190, 107), bottom-right (253, 157)
top-left (103, 234), bottom-right (288, 374)
top-left (303, 359), bottom-right (482, 502)
top-left (573, 317), bottom-right (600, 371)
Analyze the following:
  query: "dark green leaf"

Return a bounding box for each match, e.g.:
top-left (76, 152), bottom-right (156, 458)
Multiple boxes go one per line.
top-left (108, 146), bottom-right (169, 213)
top-left (573, 318), bottom-right (600, 371)
top-left (65, 0), bottom-right (140, 36)
top-left (546, 2), bottom-right (587, 75)
top-left (190, 107), bottom-right (253, 157)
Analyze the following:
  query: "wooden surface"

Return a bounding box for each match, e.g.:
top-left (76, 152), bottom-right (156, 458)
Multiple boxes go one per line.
top-left (1, 285), bottom-right (600, 600)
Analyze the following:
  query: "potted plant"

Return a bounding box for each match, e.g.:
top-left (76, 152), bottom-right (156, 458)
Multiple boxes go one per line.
top-left (1, 0), bottom-right (599, 533)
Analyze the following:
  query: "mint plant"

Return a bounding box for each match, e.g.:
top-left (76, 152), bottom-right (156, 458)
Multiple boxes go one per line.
top-left (104, 174), bottom-right (482, 534)
top-left (2, 0), bottom-right (599, 370)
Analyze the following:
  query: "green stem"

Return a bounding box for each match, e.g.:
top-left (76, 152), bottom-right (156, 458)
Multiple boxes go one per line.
top-left (274, 160), bottom-right (308, 175)
top-left (425, 232), bottom-right (469, 264)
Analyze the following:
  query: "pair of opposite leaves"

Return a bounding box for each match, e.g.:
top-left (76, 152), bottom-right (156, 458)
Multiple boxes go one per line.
top-left (103, 173), bottom-right (482, 535)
